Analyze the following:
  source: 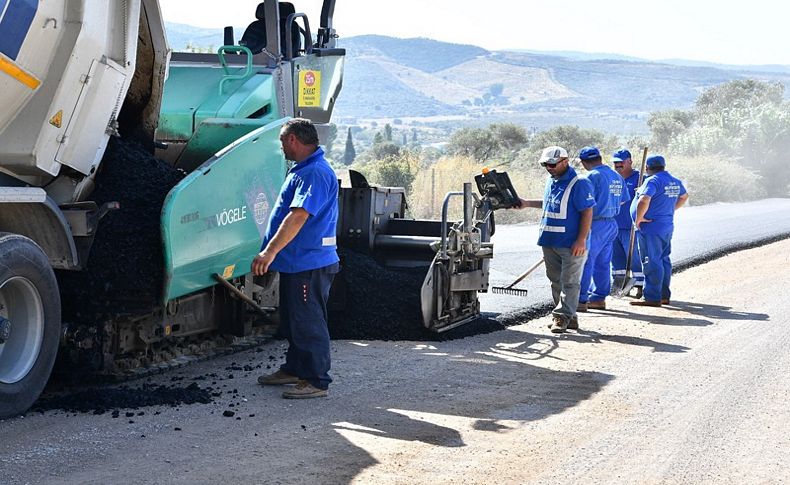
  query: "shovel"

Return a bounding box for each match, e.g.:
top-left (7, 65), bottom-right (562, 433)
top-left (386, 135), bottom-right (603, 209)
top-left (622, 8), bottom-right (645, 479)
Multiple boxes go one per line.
top-left (613, 147), bottom-right (648, 298)
top-left (492, 258), bottom-right (544, 297)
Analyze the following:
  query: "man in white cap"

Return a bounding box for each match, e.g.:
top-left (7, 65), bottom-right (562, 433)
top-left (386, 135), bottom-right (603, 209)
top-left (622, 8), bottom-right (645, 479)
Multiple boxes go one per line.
top-left (518, 146), bottom-right (595, 333)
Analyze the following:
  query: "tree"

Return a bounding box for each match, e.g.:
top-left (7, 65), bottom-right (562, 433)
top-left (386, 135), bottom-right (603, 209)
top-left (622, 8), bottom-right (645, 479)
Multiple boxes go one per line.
top-left (695, 80), bottom-right (783, 121)
top-left (527, 125), bottom-right (608, 160)
top-left (647, 109), bottom-right (694, 149)
top-left (362, 152), bottom-right (418, 193)
top-left (343, 127), bottom-right (356, 165)
top-left (489, 83), bottom-right (505, 98)
top-left (323, 123), bottom-right (338, 153)
top-left (661, 80), bottom-right (790, 196)
top-left (490, 123), bottom-right (528, 152)
top-left (368, 141), bottom-right (401, 160)
top-left (447, 127), bottom-right (498, 161)
top-left (373, 132), bottom-right (384, 145)
top-left (447, 124), bottom-right (529, 162)
top-left (384, 123), bottom-right (393, 142)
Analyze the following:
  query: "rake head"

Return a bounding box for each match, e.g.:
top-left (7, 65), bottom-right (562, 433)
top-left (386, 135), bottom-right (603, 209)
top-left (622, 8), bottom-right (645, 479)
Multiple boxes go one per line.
top-left (491, 286), bottom-right (529, 297)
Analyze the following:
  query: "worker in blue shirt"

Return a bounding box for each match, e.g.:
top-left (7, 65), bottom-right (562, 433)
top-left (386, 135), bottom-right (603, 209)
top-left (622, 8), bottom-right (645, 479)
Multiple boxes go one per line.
top-left (576, 146), bottom-right (626, 311)
top-left (611, 149), bottom-right (644, 296)
top-left (518, 146), bottom-right (595, 333)
top-left (252, 118), bottom-right (340, 399)
top-left (630, 155), bottom-right (689, 307)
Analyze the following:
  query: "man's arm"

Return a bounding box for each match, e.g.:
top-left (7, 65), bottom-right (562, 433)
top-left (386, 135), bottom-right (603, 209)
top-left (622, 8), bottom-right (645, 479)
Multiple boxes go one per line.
top-left (517, 198), bottom-right (543, 209)
top-left (570, 207), bottom-right (592, 256)
top-left (675, 193), bottom-right (689, 210)
top-left (634, 195), bottom-right (652, 229)
top-left (251, 208), bottom-right (310, 275)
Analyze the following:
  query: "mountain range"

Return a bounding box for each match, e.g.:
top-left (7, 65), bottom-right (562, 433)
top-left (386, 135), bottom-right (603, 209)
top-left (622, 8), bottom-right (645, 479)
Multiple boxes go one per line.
top-left (165, 22), bottom-right (790, 134)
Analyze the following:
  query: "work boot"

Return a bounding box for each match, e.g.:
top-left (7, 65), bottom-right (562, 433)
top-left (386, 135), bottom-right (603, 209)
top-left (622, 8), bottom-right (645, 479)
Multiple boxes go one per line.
top-left (550, 315), bottom-right (569, 334)
top-left (258, 369), bottom-right (299, 386)
top-left (587, 300), bottom-right (606, 310)
top-left (576, 302), bottom-right (588, 313)
top-left (546, 315), bottom-right (578, 329)
top-left (661, 299), bottom-right (670, 305)
top-left (630, 299), bottom-right (661, 307)
top-left (282, 380), bottom-right (328, 399)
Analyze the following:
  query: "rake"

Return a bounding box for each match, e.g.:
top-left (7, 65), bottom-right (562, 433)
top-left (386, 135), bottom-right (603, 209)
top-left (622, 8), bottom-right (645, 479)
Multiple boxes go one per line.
top-left (491, 258), bottom-right (544, 296)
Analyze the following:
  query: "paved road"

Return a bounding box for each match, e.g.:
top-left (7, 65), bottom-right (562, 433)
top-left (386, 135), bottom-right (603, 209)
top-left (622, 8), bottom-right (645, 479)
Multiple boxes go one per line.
top-left (482, 198), bottom-right (790, 315)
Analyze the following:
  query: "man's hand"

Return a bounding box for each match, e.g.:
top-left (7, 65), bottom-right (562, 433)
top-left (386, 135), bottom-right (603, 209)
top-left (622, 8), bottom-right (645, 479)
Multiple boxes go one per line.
top-left (634, 213), bottom-right (652, 230)
top-left (250, 208), bottom-right (309, 276)
top-left (570, 239), bottom-right (586, 257)
top-left (251, 250), bottom-right (276, 275)
top-left (572, 207), bottom-right (592, 256)
top-left (635, 195), bottom-right (652, 229)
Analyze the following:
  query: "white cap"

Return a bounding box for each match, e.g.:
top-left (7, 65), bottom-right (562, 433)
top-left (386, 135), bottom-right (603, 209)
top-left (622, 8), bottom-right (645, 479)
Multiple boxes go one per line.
top-left (538, 146), bottom-right (568, 164)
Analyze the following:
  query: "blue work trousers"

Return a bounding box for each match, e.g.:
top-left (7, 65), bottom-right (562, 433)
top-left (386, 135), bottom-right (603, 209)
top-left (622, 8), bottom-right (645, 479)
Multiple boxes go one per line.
top-left (278, 262), bottom-right (339, 390)
top-left (612, 228), bottom-right (644, 284)
top-left (636, 232), bottom-right (673, 302)
top-left (579, 218), bottom-right (618, 303)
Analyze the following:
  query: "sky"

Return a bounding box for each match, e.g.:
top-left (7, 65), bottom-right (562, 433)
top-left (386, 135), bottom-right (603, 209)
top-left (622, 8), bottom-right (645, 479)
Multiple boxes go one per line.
top-left (158, 0), bottom-right (790, 66)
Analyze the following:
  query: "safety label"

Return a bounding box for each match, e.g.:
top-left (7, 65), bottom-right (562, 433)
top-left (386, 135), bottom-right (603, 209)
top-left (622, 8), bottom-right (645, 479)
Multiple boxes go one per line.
top-left (297, 70), bottom-right (321, 107)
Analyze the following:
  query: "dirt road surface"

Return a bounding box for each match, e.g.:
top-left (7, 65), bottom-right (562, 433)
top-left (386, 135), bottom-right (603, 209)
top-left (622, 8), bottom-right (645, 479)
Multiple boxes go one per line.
top-left (3, 240), bottom-right (790, 484)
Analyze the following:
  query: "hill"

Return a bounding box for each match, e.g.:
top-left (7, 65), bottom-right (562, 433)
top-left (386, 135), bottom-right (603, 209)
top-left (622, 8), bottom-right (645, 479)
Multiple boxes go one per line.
top-left (163, 23), bottom-right (790, 134)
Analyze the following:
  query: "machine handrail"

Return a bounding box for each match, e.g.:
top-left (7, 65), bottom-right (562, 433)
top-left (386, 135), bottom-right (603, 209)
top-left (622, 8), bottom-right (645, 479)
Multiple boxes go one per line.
top-left (439, 191), bottom-right (464, 259)
top-left (285, 13), bottom-right (313, 60)
top-left (217, 45), bottom-right (254, 95)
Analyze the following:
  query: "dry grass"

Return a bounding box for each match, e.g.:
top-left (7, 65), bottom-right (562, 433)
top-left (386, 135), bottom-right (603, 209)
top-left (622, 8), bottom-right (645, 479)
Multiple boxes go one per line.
top-left (407, 155), bottom-right (543, 223)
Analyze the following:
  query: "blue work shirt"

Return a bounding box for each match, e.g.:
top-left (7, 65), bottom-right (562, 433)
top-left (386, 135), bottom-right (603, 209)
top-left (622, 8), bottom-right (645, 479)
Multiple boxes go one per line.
top-left (630, 170), bottom-right (687, 235)
top-left (616, 170), bottom-right (640, 229)
top-left (262, 147), bottom-right (339, 273)
top-left (538, 167), bottom-right (596, 248)
top-left (586, 164), bottom-right (625, 220)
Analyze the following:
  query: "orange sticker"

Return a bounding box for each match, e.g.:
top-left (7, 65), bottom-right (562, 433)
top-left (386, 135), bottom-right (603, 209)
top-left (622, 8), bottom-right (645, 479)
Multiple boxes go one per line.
top-left (222, 264), bottom-right (236, 279)
top-left (49, 110), bottom-right (63, 128)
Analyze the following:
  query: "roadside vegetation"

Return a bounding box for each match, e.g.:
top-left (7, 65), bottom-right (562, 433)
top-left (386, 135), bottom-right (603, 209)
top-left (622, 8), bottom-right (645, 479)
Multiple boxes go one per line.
top-left (325, 79), bottom-right (790, 222)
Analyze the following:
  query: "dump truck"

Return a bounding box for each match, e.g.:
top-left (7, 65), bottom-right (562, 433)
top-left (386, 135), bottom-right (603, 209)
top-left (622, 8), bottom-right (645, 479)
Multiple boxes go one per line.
top-left (0, 0), bottom-right (520, 419)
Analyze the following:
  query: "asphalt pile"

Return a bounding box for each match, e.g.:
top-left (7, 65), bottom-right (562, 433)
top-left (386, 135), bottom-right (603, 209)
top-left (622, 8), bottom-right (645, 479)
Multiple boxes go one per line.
top-left (328, 249), bottom-right (430, 340)
top-left (32, 382), bottom-right (212, 415)
top-left (56, 136), bottom-right (185, 324)
top-left (328, 249), bottom-right (536, 341)
top-left (35, 354), bottom-right (282, 415)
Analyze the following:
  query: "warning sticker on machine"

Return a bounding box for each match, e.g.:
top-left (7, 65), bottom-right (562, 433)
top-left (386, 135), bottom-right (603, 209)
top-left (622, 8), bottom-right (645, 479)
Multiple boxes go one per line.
top-left (297, 70), bottom-right (321, 107)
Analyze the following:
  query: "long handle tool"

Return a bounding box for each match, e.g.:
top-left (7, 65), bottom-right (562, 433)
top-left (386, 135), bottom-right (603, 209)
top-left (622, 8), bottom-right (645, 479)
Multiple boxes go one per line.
top-left (492, 258), bottom-right (544, 296)
top-left (614, 147), bottom-right (648, 297)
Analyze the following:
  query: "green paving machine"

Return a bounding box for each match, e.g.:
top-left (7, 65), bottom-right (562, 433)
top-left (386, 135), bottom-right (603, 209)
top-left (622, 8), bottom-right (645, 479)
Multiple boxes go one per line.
top-left (0, 0), bottom-right (513, 419)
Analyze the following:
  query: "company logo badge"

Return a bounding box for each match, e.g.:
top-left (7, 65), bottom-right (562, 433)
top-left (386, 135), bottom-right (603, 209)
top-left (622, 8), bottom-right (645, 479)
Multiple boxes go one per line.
top-left (253, 192), bottom-right (270, 225)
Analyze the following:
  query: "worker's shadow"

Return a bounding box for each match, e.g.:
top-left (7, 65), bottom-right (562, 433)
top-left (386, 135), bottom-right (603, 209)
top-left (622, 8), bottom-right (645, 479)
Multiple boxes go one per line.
top-left (563, 329), bottom-right (690, 353)
top-left (594, 308), bottom-right (714, 327)
top-left (661, 300), bottom-right (769, 321)
top-left (333, 406), bottom-right (464, 448)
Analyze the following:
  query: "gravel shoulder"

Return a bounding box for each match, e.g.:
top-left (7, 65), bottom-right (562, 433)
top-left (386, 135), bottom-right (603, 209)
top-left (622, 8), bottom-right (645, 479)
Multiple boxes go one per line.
top-left (3, 240), bottom-right (790, 484)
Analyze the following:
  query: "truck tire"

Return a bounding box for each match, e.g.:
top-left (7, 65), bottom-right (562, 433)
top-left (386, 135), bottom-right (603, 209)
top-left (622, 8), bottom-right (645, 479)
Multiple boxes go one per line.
top-left (0, 234), bottom-right (61, 419)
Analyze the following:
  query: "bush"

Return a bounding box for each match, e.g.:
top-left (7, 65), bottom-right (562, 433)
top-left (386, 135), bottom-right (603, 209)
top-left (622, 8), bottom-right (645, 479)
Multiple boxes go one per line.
top-left (662, 155), bottom-right (766, 205)
top-left (357, 152), bottom-right (419, 194)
